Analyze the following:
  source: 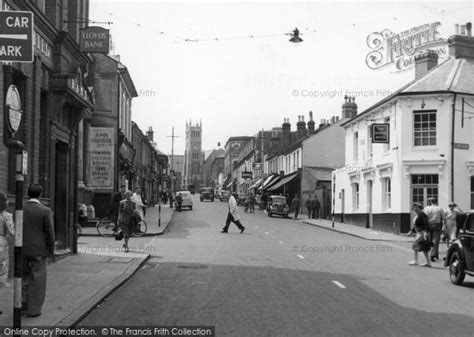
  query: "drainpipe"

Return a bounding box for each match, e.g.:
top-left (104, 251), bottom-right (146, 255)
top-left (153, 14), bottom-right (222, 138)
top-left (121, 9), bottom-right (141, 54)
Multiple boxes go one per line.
top-left (451, 93), bottom-right (456, 202)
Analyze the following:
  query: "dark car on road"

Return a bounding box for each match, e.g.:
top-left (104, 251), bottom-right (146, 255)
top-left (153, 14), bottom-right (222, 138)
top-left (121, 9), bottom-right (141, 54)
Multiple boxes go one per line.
top-left (445, 210), bottom-right (474, 285)
top-left (200, 187), bottom-right (214, 202)
top-left (266, 195), bottom-right (290, 218)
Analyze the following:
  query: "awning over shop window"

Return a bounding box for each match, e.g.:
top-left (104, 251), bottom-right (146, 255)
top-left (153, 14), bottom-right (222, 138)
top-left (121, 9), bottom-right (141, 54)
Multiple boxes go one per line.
top-left (260, 174), bottom-right (280, 191)
top-left (249, 178), bottom-right (263, 189)
top-left (226, 181), bottom-right (233, 188)
top-left (239, 179), bottom-right (247, 186)
top-left (266, 172), bottom-right (299, 191)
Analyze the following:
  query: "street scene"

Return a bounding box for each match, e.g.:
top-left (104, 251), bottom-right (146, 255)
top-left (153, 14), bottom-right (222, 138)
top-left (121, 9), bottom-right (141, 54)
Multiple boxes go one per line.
top-left (1, 0), bottom-right (474, 336)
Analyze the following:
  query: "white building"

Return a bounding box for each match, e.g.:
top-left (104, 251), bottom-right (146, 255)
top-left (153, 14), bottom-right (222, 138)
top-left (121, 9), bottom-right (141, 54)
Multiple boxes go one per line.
top-left (333, 32), bottom-right (474, 234)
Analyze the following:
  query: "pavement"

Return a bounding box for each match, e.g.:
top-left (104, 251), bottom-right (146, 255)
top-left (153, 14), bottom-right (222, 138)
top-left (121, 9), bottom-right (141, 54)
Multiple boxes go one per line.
top-left (299, 216), bottom-right (413, 242)
top-left (0, 204), bottom-right (175, 329)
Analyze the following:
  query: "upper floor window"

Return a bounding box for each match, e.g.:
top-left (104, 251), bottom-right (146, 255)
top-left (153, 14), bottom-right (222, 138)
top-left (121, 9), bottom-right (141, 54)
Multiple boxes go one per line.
top-left (413, 110), bottom-right (436, 146)
top-left (383, 117), bottom-right (390, 153)
top-left (353, 132), bottom-right (358, 162)
top-left (367, 126), bottom-right (373, 158)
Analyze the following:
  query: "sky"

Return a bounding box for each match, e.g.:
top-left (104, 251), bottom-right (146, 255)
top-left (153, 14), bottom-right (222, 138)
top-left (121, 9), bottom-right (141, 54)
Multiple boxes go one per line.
top-left (89, 0), bottom-right (473, 155)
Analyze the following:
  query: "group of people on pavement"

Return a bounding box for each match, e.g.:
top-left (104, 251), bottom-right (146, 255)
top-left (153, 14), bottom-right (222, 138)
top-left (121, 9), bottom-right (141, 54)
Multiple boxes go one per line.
top-left (0, 184), bottom-right (55, 318)
top-left (109, 185), bottom-right (147, 253)
top-left (407, 197), bottom-right (464, 267)
top-left (289, 194), bottom-right (321, 220)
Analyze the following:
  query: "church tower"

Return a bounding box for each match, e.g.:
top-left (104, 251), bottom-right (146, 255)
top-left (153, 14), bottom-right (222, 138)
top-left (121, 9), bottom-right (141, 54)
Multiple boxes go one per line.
top-left (183, 120), bottom-right (203, 193)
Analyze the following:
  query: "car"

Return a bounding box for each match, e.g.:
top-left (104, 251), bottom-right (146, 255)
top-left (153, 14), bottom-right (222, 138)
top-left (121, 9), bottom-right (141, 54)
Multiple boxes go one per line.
top-left (200, 187), bottom-right (214, 202)
top-left (266, 195), bottom-right (290, 218)
top-left (444, 210), bottom-right (474, 285)
top-left (176, 191), bottom-right (193, 210)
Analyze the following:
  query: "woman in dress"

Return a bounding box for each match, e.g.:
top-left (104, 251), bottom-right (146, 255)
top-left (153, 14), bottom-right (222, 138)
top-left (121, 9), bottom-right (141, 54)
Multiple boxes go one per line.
top-left (444, 202), bottom-right (463, 247)
top-left (407, 203), bottom-right (432, 267)
top-left (118, 190), bottom-right (137, 253)
top-left (0, 192), bottom-right (15, 287)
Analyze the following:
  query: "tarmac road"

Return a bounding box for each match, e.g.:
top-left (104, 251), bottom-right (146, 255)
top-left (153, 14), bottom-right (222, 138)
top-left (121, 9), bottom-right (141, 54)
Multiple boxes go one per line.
top-left (79, 195), bottom-right (474, 337)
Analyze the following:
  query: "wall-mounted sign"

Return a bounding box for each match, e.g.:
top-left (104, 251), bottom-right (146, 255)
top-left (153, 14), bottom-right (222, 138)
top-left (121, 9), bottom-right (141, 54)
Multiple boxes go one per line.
top-left (366, 22), bottom-right (446, 71)
top-left (371, 123), bottom-right (390, 143)
top-left (79, 26), bottom-right (109, 53)
top-left (453, 143), bottom-right (469, 150)
top-left (90, 127), bottom-right (115, 190)
top-left (253, 162), bottom-right (262, 170)
top-left (242, 171), bottom-right (253, 179)
top-left (0, 11), bottom-right (34, 62)
top-left (5, 84), bottom-right (22, 133)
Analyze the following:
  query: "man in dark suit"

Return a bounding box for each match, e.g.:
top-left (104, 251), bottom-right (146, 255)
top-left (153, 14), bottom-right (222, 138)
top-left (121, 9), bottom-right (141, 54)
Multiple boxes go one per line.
top-left (22, 184), bottom-right (55, 317)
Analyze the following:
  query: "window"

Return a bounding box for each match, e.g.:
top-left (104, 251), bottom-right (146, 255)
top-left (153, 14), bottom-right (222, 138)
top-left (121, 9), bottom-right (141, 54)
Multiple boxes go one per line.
top-left (413, 111), bottom-right (436, 146)
top-left (352, 183), bottom-right (359, 210)
top-left (382, 178), bottom-right (391, 210)
top-left (353, 132), bottom-right (358, 162)
top-left (383, 117), bottom-right (390, 152)
top-left (367, 126), bottom-right (373, 158)
top-left (411, 174), bottom-right (438, 205)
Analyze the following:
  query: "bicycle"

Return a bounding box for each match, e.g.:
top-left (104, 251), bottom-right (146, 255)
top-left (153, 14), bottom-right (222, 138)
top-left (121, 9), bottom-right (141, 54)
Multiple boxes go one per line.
top-left (96, 215), bottom-right (147, 237)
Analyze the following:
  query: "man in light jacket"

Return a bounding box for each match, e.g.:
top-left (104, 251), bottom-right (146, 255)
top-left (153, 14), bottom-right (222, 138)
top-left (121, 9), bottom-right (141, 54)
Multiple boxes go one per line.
top-left (221, 193), bottom-right (245, 234)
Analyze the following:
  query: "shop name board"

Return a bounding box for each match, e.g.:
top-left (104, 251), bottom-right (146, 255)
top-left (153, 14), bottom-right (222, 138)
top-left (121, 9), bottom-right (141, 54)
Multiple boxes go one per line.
top-left (33, 31), bottom-right (51, 59)
top-left (79, 26), bottom-right (109, 53)
top-left (90, 127), bottom-right (115, 190)
top-left (453, 143), bottom-right (469, 150)
top-left (242, 171), bottom-right (253, 179)
top-left (253, 162), bottom-right (262, 170)
top-left (5, 84), bottom-right (22, 133)
top-left (0, 10), bottom-right (34, 62)
top-left (371, 123), bottom-right (390, 143)
top-left (366, 22), bottom-right (446, 71)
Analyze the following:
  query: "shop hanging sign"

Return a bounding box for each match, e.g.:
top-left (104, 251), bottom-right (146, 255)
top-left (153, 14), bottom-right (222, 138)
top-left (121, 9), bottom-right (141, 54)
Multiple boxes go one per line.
top-left (0, 10), bottom-right (34, 62)
top-left (366, 22), bottom-right (447, 71)
top-left (90, 127), bottom-right (115, 190)
top-left (242, 171), bottom-right (253, 179)
top-left (371, 123), bottom-right (390, 143)
top-left (79, 26), bottom-right (109, 53)
top-left (5, 84), bottom-right (22, 133)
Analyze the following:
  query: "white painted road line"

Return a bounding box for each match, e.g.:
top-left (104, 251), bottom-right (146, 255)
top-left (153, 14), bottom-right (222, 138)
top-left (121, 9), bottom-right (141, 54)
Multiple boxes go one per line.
top-left (278, 241), bottom-right (284, 244)
top-left (297, 254), bottom-right (305, 259)
top-left (332, 280), bottom-right (346, 289)
top-left (265, 232), bottom-right (270, 235)
top-left (254, 226), bottom-right (258, 229)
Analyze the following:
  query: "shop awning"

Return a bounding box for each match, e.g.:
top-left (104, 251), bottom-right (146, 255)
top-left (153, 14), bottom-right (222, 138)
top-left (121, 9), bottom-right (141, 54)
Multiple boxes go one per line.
top-left (266, 172), bottom-right (299, 191)
top-left (260, 174), bottom-right (280, 191)
top-left (239, 179), bottom-right (247, 186)
top-left (226, 181), bottom-right (233, 188)
top-left (249, 178), bottom-right (263, 189)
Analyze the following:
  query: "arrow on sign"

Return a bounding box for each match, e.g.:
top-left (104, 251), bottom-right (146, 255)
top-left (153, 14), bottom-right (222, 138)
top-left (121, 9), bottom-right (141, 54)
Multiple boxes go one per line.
top-left (0, 34), bottom-right (28, 40)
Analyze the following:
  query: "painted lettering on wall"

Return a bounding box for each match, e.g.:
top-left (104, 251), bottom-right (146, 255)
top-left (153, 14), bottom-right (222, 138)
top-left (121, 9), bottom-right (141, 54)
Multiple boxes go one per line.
top-left (90, 127), bottom-right (115, 190)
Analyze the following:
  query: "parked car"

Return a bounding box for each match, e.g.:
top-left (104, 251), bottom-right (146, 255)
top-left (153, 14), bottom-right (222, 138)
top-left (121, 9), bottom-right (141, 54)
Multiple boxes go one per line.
top-left (200, 187), bottom-right (214, 202)
top-left (266, 195), bottom-right (290, 218)
top-left (176, 191), bottom-right (193, 210)
top-left (445, 210), bottom-right (474, 285)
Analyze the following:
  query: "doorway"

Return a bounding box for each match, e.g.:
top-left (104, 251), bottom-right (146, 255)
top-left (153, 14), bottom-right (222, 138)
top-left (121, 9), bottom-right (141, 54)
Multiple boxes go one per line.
top-left (341, 189), bottom-right (345, 223)
top-left (55, 141), bottom-right (69, 248)
top-left (367, 180), bottom-right (373, 229)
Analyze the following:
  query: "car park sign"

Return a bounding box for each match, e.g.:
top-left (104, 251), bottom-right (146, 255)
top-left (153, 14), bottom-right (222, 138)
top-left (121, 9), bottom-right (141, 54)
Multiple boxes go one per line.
top-left (0, 11), bottom-right (34, 62)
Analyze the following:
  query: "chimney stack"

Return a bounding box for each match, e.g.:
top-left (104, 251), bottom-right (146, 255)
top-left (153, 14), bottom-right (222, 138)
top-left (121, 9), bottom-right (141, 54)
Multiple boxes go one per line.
top-left (341, 96), bottom-right (358, 119)
top-left (307, 111), bottom-right (315, 135)
top-left (281, 118), bottom-right (291, 148)
top-left (146, 126), bottom-right (154, 142)
top-left (448, 23), bottom-right (474, 59)
top-left (296, 115), bottom-right (307, 140)
top-left (414, 50), bottom-right (439, 80)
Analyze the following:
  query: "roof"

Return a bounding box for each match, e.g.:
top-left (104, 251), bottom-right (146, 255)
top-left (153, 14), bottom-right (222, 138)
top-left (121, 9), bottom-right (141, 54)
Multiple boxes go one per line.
top-left (342, 57), bottom-right (474, 127)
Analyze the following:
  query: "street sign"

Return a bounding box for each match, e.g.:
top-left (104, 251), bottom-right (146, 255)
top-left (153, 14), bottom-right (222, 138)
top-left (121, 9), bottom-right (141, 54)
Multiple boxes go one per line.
top-left (453, 143), bottom-right (469, 150)
top-left (5, 84), bottom-right (22, 133)
top-left (371, 123), bottom-right (390, 143)
top-left (242, 171), bottom-right (253, 179)
top-left (0, 11), bottom-right (34, 62)
top-left (253, 162), bottom-right (262, 170)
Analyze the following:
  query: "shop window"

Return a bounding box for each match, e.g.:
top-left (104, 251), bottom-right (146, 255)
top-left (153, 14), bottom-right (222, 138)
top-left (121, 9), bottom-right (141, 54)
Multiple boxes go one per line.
top-left (413, 110), bottom-right (436, 146)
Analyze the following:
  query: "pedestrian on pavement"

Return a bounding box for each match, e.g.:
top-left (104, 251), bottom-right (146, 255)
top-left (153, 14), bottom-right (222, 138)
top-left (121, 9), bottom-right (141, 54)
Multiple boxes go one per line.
top-left (407, 203), bottom-right (432, 267)
top-left (175, 192), bottom-right (183, 212)
top-left (118, 190), bottom-right (137, 253)
top-left (131, 186), bottom-right (145, 221)
top-left (248, 193), bottom-right (256, 213)
top-left (119, 184), bottom-right (127, 200)
top-left (221, 193), bottom-right (245, 234)
top-left (311, 196), bottom-right (321, 219)
top-left (305, 196), bottom-right (313, 219)
top-left (291, 194), bottom-right (300, 220)
top-left (444, 202), bottom-right (463, 247)
top-left (424, 197), bottom-right (444, 262)
top-left (22, 184), bottom-right (55, 317)
top-left (0, 192), bottom-right (15, 287)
